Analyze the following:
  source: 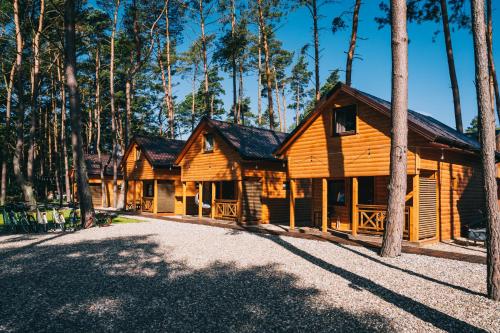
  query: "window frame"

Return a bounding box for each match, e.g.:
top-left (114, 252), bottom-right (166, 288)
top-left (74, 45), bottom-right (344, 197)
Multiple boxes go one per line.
top-left (203, 133), bottom-right (214, 153)
top-left (331, 105), bottom-right (357, 137)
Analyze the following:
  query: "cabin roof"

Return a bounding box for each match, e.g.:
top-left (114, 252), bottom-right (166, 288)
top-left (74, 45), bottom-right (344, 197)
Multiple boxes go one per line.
top-left (131, 136), bottom-right (186, 168)
top-left (175, 117), bottom-right (288, 164)
top-left (275, 82), bottom-right (481, 155)
top-left (83, 154), bottom-right (121, 177)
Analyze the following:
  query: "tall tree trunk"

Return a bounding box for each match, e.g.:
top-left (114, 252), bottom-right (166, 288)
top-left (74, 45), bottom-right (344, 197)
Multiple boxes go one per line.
top-left (486, 0), bottom-right (500, 138)
top-left (312, 0), bottom-right (320, 101)
top-left (110, 0), bottom-right (120, 208)
top-left (346, 0), bottom-right (361, 86)
top-left (295, 85), bottom-right (300, 127)
top-left (56, 54), bottom-right (71, 203)
top-left (64, 0), bottom-right (95, 228)
top-left (94, 47), bottom-right (107, 207)
top-left (380, 0), bottom-right (408, 258)
top-left (238, 61), bottom-right (244, 125)
top-left (51, 65), bottom-right (63, 207)
top-left (281, 85), bottom-right (287, 130)
top-left (230, 0), bottom-right (238, 123)
top-left (165, 0), bottom-right (175, 138)
top-left (1, 61), bottom-right (16, 205)
top-left (471, 0), bottom-right (500, 302)
top-left (440, 0), bottom-right (463, 133)
top-left (257, 0), bottom-right (275, 129)
top-left (198, 0), bottom-right (211, 117)
top-left (273, 68), bottom-right (283, 131)
top-left (12, 0), bottom-right (36, 207)
top-left (27, 0), bottom-right (45, 185)
top-left (257, 25), bottom-right (262, 126)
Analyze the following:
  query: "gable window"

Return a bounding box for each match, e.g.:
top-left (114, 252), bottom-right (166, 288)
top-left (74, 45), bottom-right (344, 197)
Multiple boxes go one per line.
top-left (328, 180), bottom-right (346, 206)
top-left (332, 105), bottom-right (357, 136)
top-left (135, 148), bottom-right (142, 161)
top-left (204, 133), bottom-right (214, 153)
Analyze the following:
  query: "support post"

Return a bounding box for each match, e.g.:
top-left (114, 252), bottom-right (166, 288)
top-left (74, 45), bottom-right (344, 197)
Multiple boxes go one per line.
top-left (352, 177), bottom-right (358, 236)
top-left (211, 182), bottom-right (216, 219)
top-left (289, 179), bottom-right (296, 231)
top-left (411, 174), bottom-right (420, 242)
top-left (182, 182), bottom-right (187, 215)
top-left (198, 182), bottom-right (203, 218)
top-left (237, 180), bottom-right (243, 223)
top-left (153, 179), bottom-right (158, 214)
top-left (322, 178), bottom-right (328, 233)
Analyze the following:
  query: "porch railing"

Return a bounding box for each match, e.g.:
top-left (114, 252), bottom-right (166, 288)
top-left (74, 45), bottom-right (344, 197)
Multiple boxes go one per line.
top-left (214, 199), bottom-right (238, 220)
top-left (357, 204), bottom-right (410, 238)
top-left (142, 197), bottom-right (154, 212)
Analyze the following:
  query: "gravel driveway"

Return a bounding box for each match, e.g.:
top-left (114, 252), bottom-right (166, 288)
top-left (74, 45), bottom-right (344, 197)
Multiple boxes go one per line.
top-left (0, 220), bottom-right (498, 332)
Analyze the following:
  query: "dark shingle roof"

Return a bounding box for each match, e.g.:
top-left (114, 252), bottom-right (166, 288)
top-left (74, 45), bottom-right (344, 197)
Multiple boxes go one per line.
top-left (134, 136), bottom-right (185, 167)
top-left (355, 90), bottom-right (481, 151)
top-left (84, 154), bottom-right (121, 176)
top-left (206, 118), bottom-right (288, 160)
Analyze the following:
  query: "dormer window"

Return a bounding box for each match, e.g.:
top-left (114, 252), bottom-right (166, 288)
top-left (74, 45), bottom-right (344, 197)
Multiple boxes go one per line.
top-left (204, 134), bottom-right (214, 153)
top-left (332, 105), bottom-right (357, 136)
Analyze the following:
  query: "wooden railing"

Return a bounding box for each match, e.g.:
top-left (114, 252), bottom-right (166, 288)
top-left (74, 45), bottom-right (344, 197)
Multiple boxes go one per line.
top-left (142, 197), bottom-right (154, 212)
top-left (357, 204), bottom-right (410, 238)
top-left (214, 199), bottom-right (238, 220)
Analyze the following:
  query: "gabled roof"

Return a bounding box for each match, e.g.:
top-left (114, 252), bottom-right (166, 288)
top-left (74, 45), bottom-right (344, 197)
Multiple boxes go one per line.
top-left (125, 135), bottom-right (185, 168)
top-left (175, 117), bottom-right (288, 164)
top-left (275, 82), bottom-right (481, 155)
top-left (83, 154), bottom-right (121, 177)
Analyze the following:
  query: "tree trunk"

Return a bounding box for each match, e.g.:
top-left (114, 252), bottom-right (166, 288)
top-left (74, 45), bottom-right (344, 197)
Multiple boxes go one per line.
top-left (281, 85), bottom-right (287, 130)
top-left (1, 61), bottom-right (16, 205)
top-left (199, 0), bottom-right (211, 117)
top-left (27, 0), bottom-right (45, 185)
top-left (191, 64), bottom-right (197, 130)
top-left (231, 0), bottom-right (238, 123)
top-left (12, 0), bottom-right (36, 207)
top-left (440, 0), bottom-right (463, 133)
top-left (296, 85), bottom-right (300, 127)
top-left (346, 0), bottom-right (361, 86)
top-left (64, 0), bottom-right (95, 228)
top-left (165, 0), bottom-right (175, 138)
top-left (257, 0), bottom-right (275, 129)
top-left (312, 0), bottom-right (320, 101)
top-left (257, 25), bottom-right (262, 127)
top-left (51, 65), bottom-right (63, 207)
top-left (273, 68), bottom-right (283, 132)
top-left (94, 47), bottom-right (107, 207)
top-left (238, 61), bottom-right (244, 125)
top-left (471, 0), bottom-right (500, 302)
top-left (56, 54), bottom-right (71, 203)
top-left (110, 0), bottom-right (120, 208)
top-left (486, 0), bottom-right (500, 135)
top-left (380, 0), bottom-right (408, 258)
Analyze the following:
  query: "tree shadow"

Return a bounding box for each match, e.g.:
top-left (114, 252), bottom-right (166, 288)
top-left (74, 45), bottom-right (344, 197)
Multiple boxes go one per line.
top-left (0, 234), bottom-right (395, 332)
top-left (253, 233), bottom-right (486, 333)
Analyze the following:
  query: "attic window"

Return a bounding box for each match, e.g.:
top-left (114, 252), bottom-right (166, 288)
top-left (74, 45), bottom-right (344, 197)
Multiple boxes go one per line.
top-left (135, 148), bottom-right (142, 161)
top-left (332, 105), bottom-right (357, 136)
top-left (204, 134), bottom-right (214, 153)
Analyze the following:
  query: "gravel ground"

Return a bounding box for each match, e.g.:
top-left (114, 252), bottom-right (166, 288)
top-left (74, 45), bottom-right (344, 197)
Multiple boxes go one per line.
top-left (0, 220), bottom-right (498, 333)
top-left (425, 240), bottom-right (486, 257)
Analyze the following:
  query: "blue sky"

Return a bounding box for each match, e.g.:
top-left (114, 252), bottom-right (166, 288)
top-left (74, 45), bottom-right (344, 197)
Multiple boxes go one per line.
top-left (106, 1), bottom-right (500, 133)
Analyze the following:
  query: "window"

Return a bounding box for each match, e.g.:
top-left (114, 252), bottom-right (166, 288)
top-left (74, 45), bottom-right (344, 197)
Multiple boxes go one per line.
top-left (204, 134), bottom-right (214, 153)
top-left (328, 180), bottom-right (346, 206)
top-left (144, 181), bottom-right (154, 197)
top-left (135, 148), bottom-right (142, 161)
top-left (358, 177), bottom-right (374, 205)
top-left (332, 105), bottom-right (356, 136)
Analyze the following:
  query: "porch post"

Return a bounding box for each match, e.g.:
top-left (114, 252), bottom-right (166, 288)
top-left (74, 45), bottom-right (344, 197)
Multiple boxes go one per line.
top-left (198, 182), bottom-right (203, 218)
top-left (289, 179), bottom-right (296, 231)
top-left (322, 178), bottom-right (328, 233)
top-left (211, 182), bottom-right (216, 219)
top-left (153, 179), bottom-right (158, 214)
top-left (411, 174), bottom-right (420, 242)
top-left (237, 180), bottom-right (243, 223)
top-left (182, 182), bottom-right (187, 215)
top-left (352, 177), bottom-right (358, 236)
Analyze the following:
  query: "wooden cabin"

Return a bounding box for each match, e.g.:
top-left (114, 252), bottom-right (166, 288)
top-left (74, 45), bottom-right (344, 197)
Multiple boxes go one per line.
top-left (175, 117), bottom-right (296, 224)
top-left (275, 83), bottom-right (484, 243)
top-left (122, 136), bottom-right (186, 215)
top-left (72, 154), bottom-right (121, 208)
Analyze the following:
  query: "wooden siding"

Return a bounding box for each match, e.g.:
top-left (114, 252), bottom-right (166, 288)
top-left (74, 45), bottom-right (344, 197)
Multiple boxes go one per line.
top-left (179, 129), bottom-right (242, 182)
top-left (419, 177), bottom-right (437, 240)
top-left (284, 91), bottom-right (429, 179)
top-left (241, 180), bottom-right (262, 223)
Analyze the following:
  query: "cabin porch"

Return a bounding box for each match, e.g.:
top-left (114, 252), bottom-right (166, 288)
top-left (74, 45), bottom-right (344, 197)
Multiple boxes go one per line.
top-left (290, 173), bottom-right (438, 243)
top-left (126, 179), bottom-right (177, 215)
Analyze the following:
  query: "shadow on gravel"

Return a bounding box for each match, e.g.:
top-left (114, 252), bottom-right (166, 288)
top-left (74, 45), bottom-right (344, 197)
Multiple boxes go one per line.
top-left (0, 234), bottom-right (394, 332)
top-left (256, 234), bottom-right (486, 333)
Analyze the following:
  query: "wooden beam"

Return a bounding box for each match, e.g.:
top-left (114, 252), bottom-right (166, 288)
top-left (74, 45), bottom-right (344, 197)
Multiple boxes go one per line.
top-left (411, 174), bottom-right (420, 242)
top-left (211, 182), bottom-right (216, 219)
top-left (289, 179), bottom-right (296, 231)
top-left (198, 182), bottom-right (203, 218)
top-left (237, 180), bottom-right (243, 223)
top-left (153, 179), bottom-right (158, 214)
top-left (322, 178), bottom-right (328, 233)
top-left (352, 177), bottom-right (358, 236)
top-left (182, 182), bottom-right (187, 215)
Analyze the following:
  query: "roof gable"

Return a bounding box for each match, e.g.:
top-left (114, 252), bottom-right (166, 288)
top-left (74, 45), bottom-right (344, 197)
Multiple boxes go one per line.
top-left (123, 136), bottom-right (185, 168)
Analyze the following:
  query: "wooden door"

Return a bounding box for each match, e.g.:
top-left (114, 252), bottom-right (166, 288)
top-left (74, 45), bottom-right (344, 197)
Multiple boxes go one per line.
top-left (241, 180), bottom-right (262, 223)
top-left (89, 184), bottom-right (102, 207)
top-left (419, 177), bottom-right (437, 240)
top-left (158, 181), bottom-right (175, 213)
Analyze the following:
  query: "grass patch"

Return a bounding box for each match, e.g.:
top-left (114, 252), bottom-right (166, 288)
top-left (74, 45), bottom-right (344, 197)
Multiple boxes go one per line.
top-left (112, 216), bottom-right (145, 224)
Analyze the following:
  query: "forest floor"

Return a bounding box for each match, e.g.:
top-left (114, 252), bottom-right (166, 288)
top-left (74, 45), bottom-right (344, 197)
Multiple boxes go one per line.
top-left (0, 220), bottom-right (498, 332)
